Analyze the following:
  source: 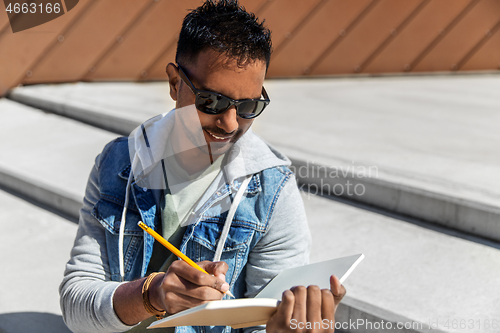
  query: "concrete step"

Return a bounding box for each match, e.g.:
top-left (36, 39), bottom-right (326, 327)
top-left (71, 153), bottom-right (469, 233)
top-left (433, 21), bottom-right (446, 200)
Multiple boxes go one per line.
top-left (305, 192), bottom-right (500, 333)
top-left (0, 98), bottom-right (119, 220)
top-left (7, 82), bottom-right (174, 135)
top-left (0, 188), bottom-right (77, 333)
top-left (8, 76), bottom-right (500, 242)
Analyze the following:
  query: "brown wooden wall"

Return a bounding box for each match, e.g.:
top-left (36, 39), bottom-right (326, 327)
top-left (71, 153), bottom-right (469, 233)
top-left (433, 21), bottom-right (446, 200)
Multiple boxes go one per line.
top-left (1, 0), bottom-right (499, 96)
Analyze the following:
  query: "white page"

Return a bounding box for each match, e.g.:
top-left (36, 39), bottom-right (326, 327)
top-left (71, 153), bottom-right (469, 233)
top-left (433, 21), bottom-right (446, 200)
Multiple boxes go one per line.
top-left (255, 253), bottom-right (364, 299)
top-left (148, 298), bottom-right (279, 329)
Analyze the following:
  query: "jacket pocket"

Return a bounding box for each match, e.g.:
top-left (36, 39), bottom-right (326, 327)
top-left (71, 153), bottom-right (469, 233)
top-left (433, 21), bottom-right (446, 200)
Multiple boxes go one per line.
top-left (92, 199), bottom-right (144, 279)
top-left (191, 217), bottom-right (255, 252)
top-left (92, 199), bottom-right (143, 235)
top-left (186, 218), bottom-right (258, 290)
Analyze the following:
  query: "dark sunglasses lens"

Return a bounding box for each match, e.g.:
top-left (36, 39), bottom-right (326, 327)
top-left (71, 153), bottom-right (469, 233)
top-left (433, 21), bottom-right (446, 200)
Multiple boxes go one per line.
top-left (196, 93), bottom-right (219, 114)
top-left (215, 96), bottom-right (231, 112)
top-left (237, 101), bottom-right (266, 119)
top-left (196, 93), bottom-right (235, 114)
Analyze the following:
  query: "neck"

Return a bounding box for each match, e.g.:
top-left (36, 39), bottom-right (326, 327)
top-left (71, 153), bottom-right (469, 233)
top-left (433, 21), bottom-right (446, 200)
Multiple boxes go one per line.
top-left (170, 126), bottom-right (218, 175)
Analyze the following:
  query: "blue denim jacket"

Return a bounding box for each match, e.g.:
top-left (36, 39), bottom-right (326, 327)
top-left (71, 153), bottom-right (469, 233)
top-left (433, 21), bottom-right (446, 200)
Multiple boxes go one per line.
top-left (84, 133), bottom-right (309, 333)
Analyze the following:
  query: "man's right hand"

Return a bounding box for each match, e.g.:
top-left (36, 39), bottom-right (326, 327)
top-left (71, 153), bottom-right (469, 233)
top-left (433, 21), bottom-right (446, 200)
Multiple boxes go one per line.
top-left (113, 260), bottom-right (229, 326)
top-left (150, 260), bottom-right (230, 314)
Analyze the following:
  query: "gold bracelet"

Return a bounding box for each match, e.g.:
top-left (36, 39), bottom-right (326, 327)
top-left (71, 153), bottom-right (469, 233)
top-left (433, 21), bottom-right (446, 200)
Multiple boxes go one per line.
top-left (142, 272), bottom-right (166, 320)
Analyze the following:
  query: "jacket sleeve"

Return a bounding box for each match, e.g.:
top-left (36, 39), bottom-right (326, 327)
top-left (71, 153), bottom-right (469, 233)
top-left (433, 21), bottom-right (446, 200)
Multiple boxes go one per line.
top-left (243, 172), bottom-right (312, 333)
top-left (59, 142), bottom-right (136, 333)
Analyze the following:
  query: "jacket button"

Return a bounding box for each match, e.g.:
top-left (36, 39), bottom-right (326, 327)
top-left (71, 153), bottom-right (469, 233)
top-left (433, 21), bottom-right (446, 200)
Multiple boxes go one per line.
top-left (143, 187), bottom-right (147, 192)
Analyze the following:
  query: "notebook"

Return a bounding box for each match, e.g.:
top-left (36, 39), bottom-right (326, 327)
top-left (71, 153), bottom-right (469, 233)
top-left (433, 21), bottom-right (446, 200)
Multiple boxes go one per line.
top-left (148, 253), bottom-right (364, 329)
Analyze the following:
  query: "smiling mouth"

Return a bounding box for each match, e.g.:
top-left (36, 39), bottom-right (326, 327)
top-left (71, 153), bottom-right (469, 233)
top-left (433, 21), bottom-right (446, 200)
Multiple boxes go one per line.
top-left (205, 129), bottom-right (233, 141)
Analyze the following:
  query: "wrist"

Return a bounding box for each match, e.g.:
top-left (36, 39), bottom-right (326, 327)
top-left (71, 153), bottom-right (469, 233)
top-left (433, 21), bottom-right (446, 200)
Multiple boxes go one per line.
top-left (142, 272), bottom-right (166, 319)
top-left (114, 277), bottom-right (153, 326)
top-left (149, 272), bottom-right (166, 312)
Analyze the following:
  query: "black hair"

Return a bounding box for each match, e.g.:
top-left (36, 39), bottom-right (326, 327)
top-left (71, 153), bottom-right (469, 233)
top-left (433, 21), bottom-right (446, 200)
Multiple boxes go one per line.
top-left (176, 0), bottom-right (272, 69)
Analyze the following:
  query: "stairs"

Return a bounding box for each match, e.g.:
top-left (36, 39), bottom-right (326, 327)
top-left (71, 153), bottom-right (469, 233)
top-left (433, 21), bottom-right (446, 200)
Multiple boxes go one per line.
top-left (1, 76), bottom-right (499, 333)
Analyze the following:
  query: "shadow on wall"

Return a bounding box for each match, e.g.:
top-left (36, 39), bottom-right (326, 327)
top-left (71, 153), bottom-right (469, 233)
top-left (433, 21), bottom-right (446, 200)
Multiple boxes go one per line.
top-left (0, 312), bottom-right (70, 333)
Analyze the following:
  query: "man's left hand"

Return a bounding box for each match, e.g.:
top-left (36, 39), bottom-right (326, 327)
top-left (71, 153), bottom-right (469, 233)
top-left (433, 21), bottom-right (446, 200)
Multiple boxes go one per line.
top-left (266, 275), bottom-right (346, 333)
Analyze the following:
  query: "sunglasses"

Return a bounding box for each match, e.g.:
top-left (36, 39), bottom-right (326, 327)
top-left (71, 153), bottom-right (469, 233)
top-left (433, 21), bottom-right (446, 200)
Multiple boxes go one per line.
top-left (177, 65), bottom-right (270, 119)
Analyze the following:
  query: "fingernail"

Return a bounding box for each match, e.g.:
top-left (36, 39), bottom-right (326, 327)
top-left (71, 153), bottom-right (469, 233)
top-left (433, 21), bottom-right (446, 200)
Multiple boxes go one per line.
top-left (221, 282), bottom-right (229, 292)
top-left (217, 273), bottom-right (226, 281)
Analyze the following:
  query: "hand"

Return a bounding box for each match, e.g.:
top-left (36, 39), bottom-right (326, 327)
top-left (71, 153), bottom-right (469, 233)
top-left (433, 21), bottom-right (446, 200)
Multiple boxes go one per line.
top-left (266, 275), bottom-right (346, 333)
top-left (149, 260), bottom-right (230, 314)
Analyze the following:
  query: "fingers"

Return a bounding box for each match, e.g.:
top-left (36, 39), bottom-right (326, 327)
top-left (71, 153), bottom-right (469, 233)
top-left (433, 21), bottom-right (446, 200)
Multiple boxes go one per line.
top-left (330, 275), bottom-right (346, 308)
top-left (154, 260), bottom-right (230, 314)
top-left (291, 286), bottom-right (307, 326)
top-left (202, 260), bottom-right (229, 277)
top-left (295, 285), bottom-right (335, 327)
top-left (168, 260), bottom-right (229, 294)
top-left (266, 289), bottom-right (294, 333)
top-left (199, 261), bottom-right (230, 292)
top-left (304, 286), bottom-right (322, 325)
top-left (268, 285), bottom-right (336, 333)
top-left (161, 286), bottom-right (210, 314)
top-left (279, 290), bottom-right (295, 322)
top-left (320, 289), bottom-right (335, 323)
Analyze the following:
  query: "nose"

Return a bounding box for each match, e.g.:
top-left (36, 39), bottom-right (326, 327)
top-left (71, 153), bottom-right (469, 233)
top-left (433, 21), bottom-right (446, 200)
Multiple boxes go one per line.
top-left (215, 106), bottom-right (238, 134)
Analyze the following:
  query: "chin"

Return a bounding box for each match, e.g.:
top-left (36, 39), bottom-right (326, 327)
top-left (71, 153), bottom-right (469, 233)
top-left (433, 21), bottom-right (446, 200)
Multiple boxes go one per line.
top-left (207, 142), bottom-right (233, 156)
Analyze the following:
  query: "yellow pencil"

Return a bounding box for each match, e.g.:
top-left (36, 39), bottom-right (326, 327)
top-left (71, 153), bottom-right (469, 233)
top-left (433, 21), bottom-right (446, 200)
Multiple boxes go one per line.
top-left (137, 221), bottom-right (234, 298)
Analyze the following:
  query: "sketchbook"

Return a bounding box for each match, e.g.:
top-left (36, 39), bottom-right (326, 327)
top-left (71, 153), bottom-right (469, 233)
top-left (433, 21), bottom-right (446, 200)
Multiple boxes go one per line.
top-left (148, 253), bottom-right (364, 329)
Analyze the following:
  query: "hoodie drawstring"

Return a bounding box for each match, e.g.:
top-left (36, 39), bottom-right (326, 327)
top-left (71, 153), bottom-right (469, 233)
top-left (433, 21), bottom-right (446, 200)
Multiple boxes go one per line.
top-left (119, 157), bottom-right (139, 282)
top-left (213, 175), bottom-right (252, 262)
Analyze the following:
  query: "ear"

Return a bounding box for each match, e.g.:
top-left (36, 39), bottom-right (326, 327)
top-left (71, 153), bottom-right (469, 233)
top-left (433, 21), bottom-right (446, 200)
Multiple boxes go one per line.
top-left (166, 63), bottom-right (180, 101)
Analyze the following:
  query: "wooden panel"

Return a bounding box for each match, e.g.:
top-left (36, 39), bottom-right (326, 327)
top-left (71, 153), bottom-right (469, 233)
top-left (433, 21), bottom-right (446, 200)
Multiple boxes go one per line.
top-left (2, 0), bottom-right (500, 94)
top-left (239, 0), bottom-right (267, 15)
top-left (23, 0), bottom-right (151, 83)
top-left (0, 2), bottom-right (10, 32)
top-left (461, 21), bottom-right (500, 70)
top-left (144, 40), bottom-right (177, 80)
top-left (312, 0), bottom-right (422, 75)
top-left (0, 0), bottom-right (92, 95)
top-left (256, 0), bottom-right (322, 51)
top-left (413, 0), bottom-right (500, 72)
top-left (86, 0), bottom-right (202, 80)
top-left (65, 0), bottom-right (79, 12)
top-left (364, 0), bottom-right (470, 73)
top-left (267, 0), bottom-right (371, 77)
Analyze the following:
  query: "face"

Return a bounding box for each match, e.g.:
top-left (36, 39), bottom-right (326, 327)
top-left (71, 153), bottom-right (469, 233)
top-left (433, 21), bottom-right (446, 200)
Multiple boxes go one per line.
top-left (167, 49), bottom-right (267, 157)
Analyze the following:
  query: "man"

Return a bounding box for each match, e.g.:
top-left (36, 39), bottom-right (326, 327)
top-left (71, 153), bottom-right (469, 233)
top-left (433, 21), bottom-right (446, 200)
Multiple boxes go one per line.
top-left (60, 1), bottom-right (345, 332)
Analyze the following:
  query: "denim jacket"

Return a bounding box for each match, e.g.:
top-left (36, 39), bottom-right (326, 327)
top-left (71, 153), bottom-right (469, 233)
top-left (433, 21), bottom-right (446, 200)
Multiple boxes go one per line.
top-left (60, 117), bottom-right (311, 333)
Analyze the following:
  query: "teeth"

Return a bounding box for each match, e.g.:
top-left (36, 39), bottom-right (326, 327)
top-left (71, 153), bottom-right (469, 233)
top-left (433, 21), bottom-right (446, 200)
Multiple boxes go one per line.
top-left (208, 131), bottom-right (229, 140)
